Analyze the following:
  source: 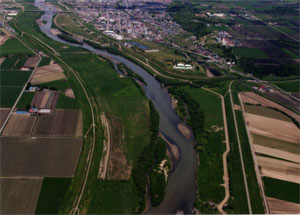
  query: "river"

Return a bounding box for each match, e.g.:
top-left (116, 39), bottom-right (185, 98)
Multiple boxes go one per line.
top-left (34, 0), bottom-right (198, 213)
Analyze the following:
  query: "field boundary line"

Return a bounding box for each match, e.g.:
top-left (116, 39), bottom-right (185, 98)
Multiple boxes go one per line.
top-left (239, 93), bottom-right (269, 214)
top-left (202, 87), bottom-right (230, 214)
top-left (229, 80), bottom-right (252, 214)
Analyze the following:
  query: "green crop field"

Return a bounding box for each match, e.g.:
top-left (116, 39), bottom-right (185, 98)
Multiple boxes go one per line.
top-left (38, 57), bottom-right (51, 67)
top-left (0, 57), bottom-right (18, 70)
top-left (16, 92), bottom-right (35, 109)
top-left (56, 94), bottom-right (79, 109)
top-left (270, 80), bottom-right (300, 92)
top-left (252, 134), bottom-right (300, 155)
top-left (35, 178), bottom-right (72, 214)
top-left (0, 70), bottom-right (31, 86)
top-left (0, 87), bottom-right (22, 107)
top-left (244, 105), bottom-right (292, 122)
top-left (263, 177), bottom-right (300, 204)
top-left (233, 48), bottom-right (269, 59)
top-left (0, 38), bottom-right (33, 56)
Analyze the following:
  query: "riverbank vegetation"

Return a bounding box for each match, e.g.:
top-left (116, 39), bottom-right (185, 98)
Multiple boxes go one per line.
top-left (57, 33), bottom-right (83, 45)
top-left (168, 86), bottom-right (225, 213)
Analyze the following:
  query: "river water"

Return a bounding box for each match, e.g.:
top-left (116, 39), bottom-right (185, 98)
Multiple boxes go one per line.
top-left (35, 0), bottom-right (198, 213)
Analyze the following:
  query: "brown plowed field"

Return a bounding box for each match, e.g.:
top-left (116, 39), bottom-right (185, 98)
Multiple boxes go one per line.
top-left (245, 113), bottom-right (299, 143)
top-left (31, 90), bottom-right (60, 109)
top-left (24, 57), bottom-right (39, 68)
top-left (240, 92), bottom-right (300, 123)
top-left (0, 108), bottom-right (10, 128)
top-left (0, 136), bottom-right (82, 177)
top-left (267, 197), bottom-right (300, 214)
top-left (31, 63), bottom-right (66, 84)
top-left (32, 109), bottom-right (82, 137)
top-left (255, 145), bottom-right (300, 164)
top-left (0, 178), bottom-right (42, 214)
top-left (257, 156), bottom-right (300, 184)
top-left (3, 114), bottom-right (37, 136)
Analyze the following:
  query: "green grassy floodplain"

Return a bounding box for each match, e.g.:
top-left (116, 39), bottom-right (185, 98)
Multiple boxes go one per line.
top-left (182, 86), bottom-right (226, 213)
top-left (35, 53), bottom-right (152, 214)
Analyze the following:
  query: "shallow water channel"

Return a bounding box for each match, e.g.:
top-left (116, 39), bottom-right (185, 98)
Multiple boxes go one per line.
top-left (34, 0), bottom-right (198, 213)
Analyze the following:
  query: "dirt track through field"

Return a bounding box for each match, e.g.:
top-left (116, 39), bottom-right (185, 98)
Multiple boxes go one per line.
top-left (202, 87), bottom-right (230, 215)
top-left (98, 112), bottom-right (110, 180)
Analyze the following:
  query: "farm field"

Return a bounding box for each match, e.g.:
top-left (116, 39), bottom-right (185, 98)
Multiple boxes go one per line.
top-left (270, 80), bottom-right (300, 93)
top-left (266, 197), bottom-right (300, 214)
top-left (16, 92), bottom-right (35, 109)
top-left (3, 114), bottom-right (37, 136)
top-left (0, 57), bottom-right (28, 70)
top-left (233, 47), bottom-right (269, 59)
top-left (0, 136), bottom-right (82, 177)
top-left (31, 63), bottom-right (66, 84)
top-left (240, 94), bottom-right (300, 213)
top-left (0, 87), bottom-right (22, 108)
top-left (32, 109), bottom-right (82, 137)
top-left (0, 38), bottom-right (34, 56)
top-left (265, 92), bottom-right (300, 113)
top-left (24, 56), bottom-right (40, 68)
top-left (244, 104), bottom-right (292, 122)
top-left (0, 178), bottom-right (43, 214)
top-left (0, 108), bottom-right (10, 128)
top-left (31, 90), bottom-right (60, 109)
top-left (257, 156), bottom-right (299, 184)
top-left (245, 112), bottom-right (299, 143)
top-left (0, 70), bottom-right (32, 86)
top-left (239, 92), bottom-right (300, 123)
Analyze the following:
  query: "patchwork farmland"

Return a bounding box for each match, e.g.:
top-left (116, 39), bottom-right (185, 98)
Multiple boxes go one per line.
top-left (239, 93), bottom-right (300, 214)
top-left (0, 33), bottom-right (83, 214)
top-left (0, 137), bottom-right (82, 177)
